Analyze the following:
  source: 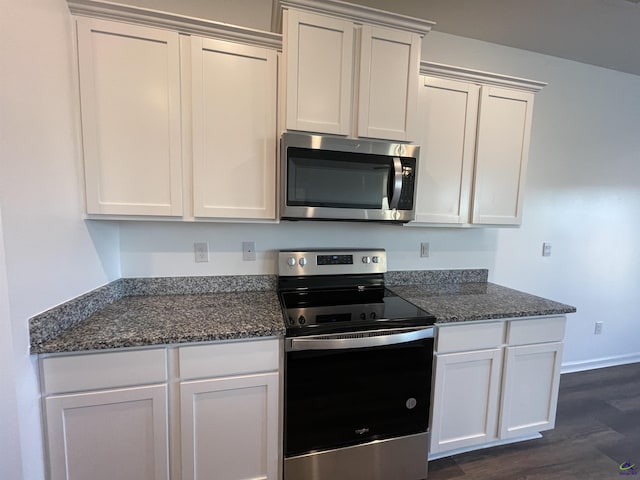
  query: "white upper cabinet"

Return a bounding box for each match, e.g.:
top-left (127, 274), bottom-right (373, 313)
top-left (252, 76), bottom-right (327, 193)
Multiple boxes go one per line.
top-left (191, 37), bottom-right (277, 219)
top-left (281, 0), bottom-right (433, 141)
top-left (414, 63), bottom-right (545, 226)
top-left (472, 87), bottom-right (534, 225)
top-left (70, 2), bottom-right (281, 221)
top-left (284, 9), bottom-right (354, 135)
top-left (414, 77), bottom-right (479, 223)
top-left (77, 17), bottom-right (183, 216)
top-left (357, 25), bottom-right (421, 141)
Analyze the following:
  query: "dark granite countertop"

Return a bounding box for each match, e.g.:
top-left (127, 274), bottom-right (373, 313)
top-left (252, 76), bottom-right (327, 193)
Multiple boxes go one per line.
top-left (30, 275), bottom-right (285, 354)
top-left (30, 270), bottom-right (576, 355)
top-left (33, 291), bottom-right (285, 354)
top-left (388, 282), bottom-right (576, 323)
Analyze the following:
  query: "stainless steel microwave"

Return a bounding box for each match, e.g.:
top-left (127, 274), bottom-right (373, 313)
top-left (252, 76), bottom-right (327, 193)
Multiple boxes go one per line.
top-left (280, 133), bottom-right (420, 223)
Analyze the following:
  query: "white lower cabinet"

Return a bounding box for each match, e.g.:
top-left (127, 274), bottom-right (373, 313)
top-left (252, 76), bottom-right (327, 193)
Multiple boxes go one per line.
top-left (41, 349), bottom-right (170, 480)
top-left (178, 340), bottom-right (280, 480)
top-left (500, 342), bottom-right (563, 439)
top-left (430, 316), bottom-right (566, 457)
top-left (45, 385), bottom-right (169, 480)
top-left (180, 373), bottom-right (279, 480)
top-left (40, 339), bottom-right (280, 480)
top-left (430, 348), bottom-right (503, 453)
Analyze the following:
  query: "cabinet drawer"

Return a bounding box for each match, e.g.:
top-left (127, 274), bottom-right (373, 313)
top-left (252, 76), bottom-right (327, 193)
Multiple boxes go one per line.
top-left (41, 348), bottom-right (167, 394)
top-left (507, 316), bottom-right (566, 346)
top-left (179, 338), bottom-right (279, 380)
top-left (436, 322), bottom-right (505, 353)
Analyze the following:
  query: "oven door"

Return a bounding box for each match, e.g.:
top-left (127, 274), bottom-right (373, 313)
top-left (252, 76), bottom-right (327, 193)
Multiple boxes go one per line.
top-left (284, 327), bottom-right (433, 480)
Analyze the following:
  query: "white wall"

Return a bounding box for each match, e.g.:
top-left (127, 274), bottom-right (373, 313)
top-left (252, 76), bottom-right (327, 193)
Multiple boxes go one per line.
top-left (120, 32), bottom-right (640, 372)
top-left (0, 205), bottom-right (23, 480)
top-left (123, 0), bottom-right (274, 31)
top-left (0, 0), bottom-right (121, 478)
top-left (119, 221), bottom-right (499, 276)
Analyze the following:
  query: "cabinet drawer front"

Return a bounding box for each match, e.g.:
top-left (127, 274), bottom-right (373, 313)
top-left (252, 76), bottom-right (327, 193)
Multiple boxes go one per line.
top-left (507, 316), bottom-right (566, 345)
top-left (41, 349), bottom-right (167, 395)
top-left (179, 338), bottom-right (279, 379)
top-left (436, 322), bottom-right (504, 353)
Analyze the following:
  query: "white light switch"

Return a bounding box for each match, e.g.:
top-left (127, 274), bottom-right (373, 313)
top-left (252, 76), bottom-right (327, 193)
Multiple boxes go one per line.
top-left (542, 242), bottom-right (552, 257)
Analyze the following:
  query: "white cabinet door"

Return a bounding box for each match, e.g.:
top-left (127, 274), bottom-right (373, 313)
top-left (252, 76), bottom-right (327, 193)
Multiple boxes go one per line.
top-left (472, 86), bottom-right (534, 225)
top-left (181, 372), bottom-right (279, 480)
top-left (500, 342), bottom-right (563, 439)
top-left (430, 348), bottom-right (503, 454)
top-left (77, 18), bottom-right (183, 216)
top-left (415, 76), bottom-right (479, 223)
top-left (284, 10), bottom-right (354, 135)
top-left (358, 26), bottom-right (420, 141)
top-left (45, 385), bottom-right (169, 480)
top-left (191, 37), bottom-right (277, 219)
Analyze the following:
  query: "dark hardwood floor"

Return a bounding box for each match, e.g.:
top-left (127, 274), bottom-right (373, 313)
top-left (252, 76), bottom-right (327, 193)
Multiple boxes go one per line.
top-left (428, 362), bottom-right (640, 480)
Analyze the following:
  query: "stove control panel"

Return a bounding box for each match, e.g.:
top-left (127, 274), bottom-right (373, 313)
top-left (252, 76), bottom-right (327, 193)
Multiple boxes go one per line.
top-left (285, 304), bottom-right (386, 327)
top-left (279, 249), bottom-right (386, 276)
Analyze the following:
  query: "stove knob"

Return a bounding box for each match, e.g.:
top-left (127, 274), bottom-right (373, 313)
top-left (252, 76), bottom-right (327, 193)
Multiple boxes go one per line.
top-left (370, 312), bottom-right (377, 319)
top-left (288, 316), bottom-right (295, 325)
top-left (287, 257), bottom-right (296, 267)
top-left (298, 257), bottom-right (307, 267)
top-left (372, 256), bottom-right (380, 264)
top-left (360, 313), bottom-right (367, 320)
top-left (298, 315), bottom-right (306, 325)
top-left (362, 256), bottom-right (371, 264)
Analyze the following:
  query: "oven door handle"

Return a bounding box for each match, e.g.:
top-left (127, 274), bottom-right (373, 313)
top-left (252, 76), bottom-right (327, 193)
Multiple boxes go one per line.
top-left (285, 327), bottom-right (434, 352)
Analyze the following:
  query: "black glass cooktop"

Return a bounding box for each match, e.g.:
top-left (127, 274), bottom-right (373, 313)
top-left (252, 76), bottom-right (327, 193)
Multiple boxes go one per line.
top-left (280, 287), bottom-right (435, 337)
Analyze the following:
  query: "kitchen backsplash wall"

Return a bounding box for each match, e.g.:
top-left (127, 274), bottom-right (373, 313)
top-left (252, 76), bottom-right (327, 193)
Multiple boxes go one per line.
top-left (118, 221), bottom-right (499, 277)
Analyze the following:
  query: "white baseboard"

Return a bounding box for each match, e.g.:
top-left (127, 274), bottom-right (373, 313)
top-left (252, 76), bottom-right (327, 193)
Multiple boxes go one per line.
top-left (428, 433), bottom-right (541, 461)
top-left (561, 352), bottom-right (640, 374)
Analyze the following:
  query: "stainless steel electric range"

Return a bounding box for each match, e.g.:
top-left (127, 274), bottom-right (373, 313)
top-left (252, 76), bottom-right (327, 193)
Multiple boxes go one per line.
top-left (278, 249), bottom-right (436, 480)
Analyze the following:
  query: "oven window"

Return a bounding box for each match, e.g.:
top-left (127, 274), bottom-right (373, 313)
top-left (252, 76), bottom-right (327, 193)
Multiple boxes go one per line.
top-left (284, 338), bottom-right (433, 456)
top-left (287, 147), bottom-right (391, 209)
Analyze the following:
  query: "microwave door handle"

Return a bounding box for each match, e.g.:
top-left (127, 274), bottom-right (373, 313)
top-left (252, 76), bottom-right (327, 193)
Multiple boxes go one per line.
top-left (389, 157), bottom-right (403, 209)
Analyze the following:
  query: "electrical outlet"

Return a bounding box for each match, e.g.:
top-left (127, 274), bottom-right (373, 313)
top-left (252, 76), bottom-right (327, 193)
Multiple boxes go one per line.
top-left (594, 321), bottom-right (603, 335)
top-left (420, 242), bottom-right (430, 258)
top-left (542, 242), bottom-right (552, 257)
top-left (242, 241), bottom-right (256, 261)
top-left (194, 242), bottom-right (209, 263)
